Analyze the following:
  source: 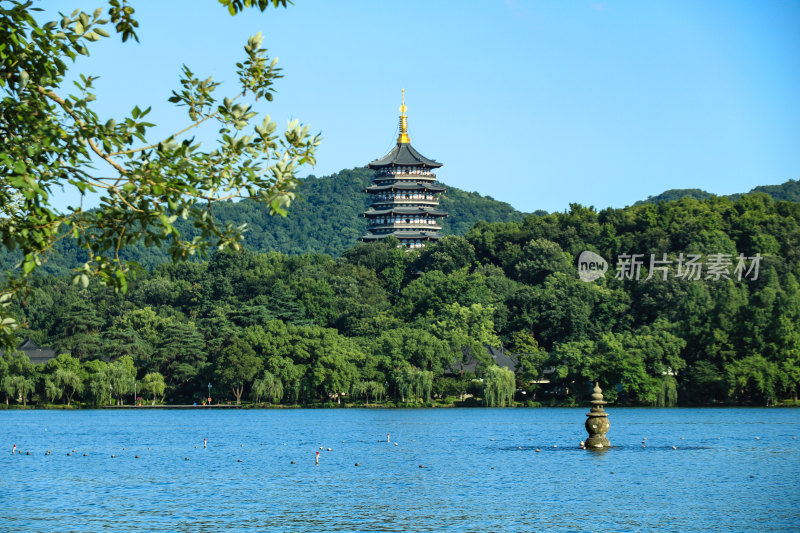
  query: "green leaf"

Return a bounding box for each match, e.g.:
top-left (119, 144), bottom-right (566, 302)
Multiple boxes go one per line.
top-left (18, 69), bottom-right (29, 89)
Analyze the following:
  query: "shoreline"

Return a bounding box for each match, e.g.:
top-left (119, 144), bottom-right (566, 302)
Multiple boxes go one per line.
top-left (1, 402), bottom-right (797, 410)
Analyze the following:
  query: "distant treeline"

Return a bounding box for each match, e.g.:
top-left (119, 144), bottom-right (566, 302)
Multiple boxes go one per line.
top-left (634, 178), bottom-right (800, 205)
top-left (2, 190), bottom-right (799, 408)
top-left (0, 168), bottom-right (528, 277)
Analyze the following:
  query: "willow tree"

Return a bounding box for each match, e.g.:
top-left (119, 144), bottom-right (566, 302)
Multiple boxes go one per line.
top-left (141, 371), bottom-right (165, 405)
top-left (393, 365), bottom-right (432, 403)
top-left (482, 365), bottom-right (515, 407)
top-left (353, 380), bottom-right (385, 406)
top-left (11, 375), bottom-right (34, 406)
top-left (0, 0), bottom-right (320, 350)
top-left (54, 368), bottom-right (83, 406)
top-left (252, 370), bottom-right (282, 405)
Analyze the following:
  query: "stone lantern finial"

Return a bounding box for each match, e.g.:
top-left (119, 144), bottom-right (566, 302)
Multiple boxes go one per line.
top-left (584, 382), bottom-right (611, 448)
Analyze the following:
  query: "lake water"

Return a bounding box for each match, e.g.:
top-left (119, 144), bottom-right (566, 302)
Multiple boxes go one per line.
top-left (1, 408), bottom-right (798, 532)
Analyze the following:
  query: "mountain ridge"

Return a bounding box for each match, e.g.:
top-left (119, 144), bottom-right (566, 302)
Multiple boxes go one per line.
top-left (634, 179), bottom-right (799, 206)
top-left (3, 172), bottom-right (797, 277)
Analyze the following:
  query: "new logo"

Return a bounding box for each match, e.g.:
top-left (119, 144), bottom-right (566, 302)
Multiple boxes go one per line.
top-left (577, 251), bottom-right (608, 282)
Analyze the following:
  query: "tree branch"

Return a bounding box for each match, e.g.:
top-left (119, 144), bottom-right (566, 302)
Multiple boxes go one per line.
top-left (36, 85), bottom-right (127, 175)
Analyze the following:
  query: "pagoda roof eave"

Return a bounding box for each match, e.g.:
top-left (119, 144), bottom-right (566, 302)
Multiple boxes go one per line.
top-left (367, 142), bottom-right (442, 168)
top-left (364, 207), bottom-right (448, 217)
top-left (366, 183), bottom-right (446, 192)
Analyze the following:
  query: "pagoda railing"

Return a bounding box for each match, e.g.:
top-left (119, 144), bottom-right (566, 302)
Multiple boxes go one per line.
top-left (375, 169), bottom-right (436, 178)
top-left (372, 195), bottom-right (439, 204)
top-left (368, 222), bottom-right (442, 231)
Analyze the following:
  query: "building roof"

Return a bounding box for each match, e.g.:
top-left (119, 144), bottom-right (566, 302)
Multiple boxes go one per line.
top-left (366, 183), bottom-right (446, 193)
top-left (15, 339), bottom-right (58, 365)
top-left (447, 346), bottom-right (519, 375)
top-left (364, 207), bottom-right (448, 217)
top-left (367, 143), bottom-right (443, 169)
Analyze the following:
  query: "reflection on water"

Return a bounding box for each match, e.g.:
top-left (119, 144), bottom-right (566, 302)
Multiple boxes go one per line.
top-left (1, 408), bottom-right (799, 532)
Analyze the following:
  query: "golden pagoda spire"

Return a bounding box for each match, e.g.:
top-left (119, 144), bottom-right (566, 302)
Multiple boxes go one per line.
top-left (397, 88), bottom-right (410, 144)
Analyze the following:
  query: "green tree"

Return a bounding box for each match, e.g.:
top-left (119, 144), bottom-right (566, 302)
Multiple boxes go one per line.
top-left (54, 368), bottom-right (83, 405)
top-left (413, 235), bottom-right (476, 274)
top-left (392, 365), bottom-right (433, 403)
top-left (726, 355), bottom-right (780, 405)
top-left (107, 356), bottom-right (136, 405)
top-left (371, 327), bottom-right (452, 376)
top-left (11, 375), bottom-right (35, 406)
top-left (482, 365), bottom-right (515, 407)
top-left (681, 360), bottom-right (726, 405)
top-left (86, 366), bottom-right (112, 406)
top-left (780, 356), bottom-right (800, 402)
top-left (2, 374), bottom-right (16, 405)
top-left (214, 338), bottom-right (262, 404)
top-left (343, 237), bottom-right (409, 297)
top-left (0, 0), bottom-right (320, 350)
top-left (141, 372), bottom-right (165, 405)
top-left (251, 370), bottom-right (283, 404)
top-left (513, 239), bottom-right (573, 285)
top-left (43, 377), bottom-right (60, 404)
top-left (433, 302), bottom-right (500, 374)
top-left (309, 332), bottom-right (362, 404)
top-left (352, 380), bottom-right (385, 405)
top-left (510, 331), bottom-right (548, 383)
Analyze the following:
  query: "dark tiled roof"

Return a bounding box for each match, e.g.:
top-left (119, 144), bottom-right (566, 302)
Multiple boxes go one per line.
top-left (364, 207), bottom-right (448, 217)
top-left (366, 183), bottom-right (446, 193)
top-left (447, 345), bottom-right (519, 375)
top-left (15, 339), bottom-right (58, 365)
top-left (367, 143), bottom-right (442, 168)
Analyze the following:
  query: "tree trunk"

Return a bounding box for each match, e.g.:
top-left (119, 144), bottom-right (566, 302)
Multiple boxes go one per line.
top-left (233, 385), bottom-right (242, 404)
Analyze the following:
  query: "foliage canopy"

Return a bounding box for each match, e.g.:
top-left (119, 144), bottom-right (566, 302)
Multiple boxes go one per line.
top-left (0, 0), bottom-right (320, 349)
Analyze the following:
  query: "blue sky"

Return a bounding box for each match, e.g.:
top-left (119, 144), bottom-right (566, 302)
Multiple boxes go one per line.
top-left (41, 1), bottom-right (799, 214)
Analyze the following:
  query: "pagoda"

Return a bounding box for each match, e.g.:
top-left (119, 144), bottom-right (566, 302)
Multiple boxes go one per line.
top-left (361, 91), bottom-right (448, 249)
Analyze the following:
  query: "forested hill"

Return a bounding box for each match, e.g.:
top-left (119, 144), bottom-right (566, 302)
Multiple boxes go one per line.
top-left (7, 190), bottom-right (800, 408)
top-left (189, 167), bottom-right (528, 256)
top-left (635, 179), bottom-right (799, 206)
top-left (5, 174), bottom-right (797, 276)
top-left (748, 179), bottom-right (800, 202)
top-left (7, 167), bottom-right (526, 276)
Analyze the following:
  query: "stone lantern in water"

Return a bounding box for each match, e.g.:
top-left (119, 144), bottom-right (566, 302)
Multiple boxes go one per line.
top-left (584, 383), bottom-right (611, 448)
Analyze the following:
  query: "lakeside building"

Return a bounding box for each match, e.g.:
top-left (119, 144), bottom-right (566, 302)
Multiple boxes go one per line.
top-left (361, 91), bottom-right (448, 249)
top-left (12, 339), bottom-right (58, 365)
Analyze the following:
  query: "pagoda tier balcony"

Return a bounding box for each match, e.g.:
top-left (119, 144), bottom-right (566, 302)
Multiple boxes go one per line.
top-left (367, 222), bottom-right (442, 231)
top-left (398, 239), bottom-right (428, 249)
top-left (371, 182), bottom-right (439, 192)
top-left (371, 198), bottom-right (441, 206)
top-left (371, 202), bottom-right (440, 211)
top-left (375, 168), bottom-right (436, 179)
